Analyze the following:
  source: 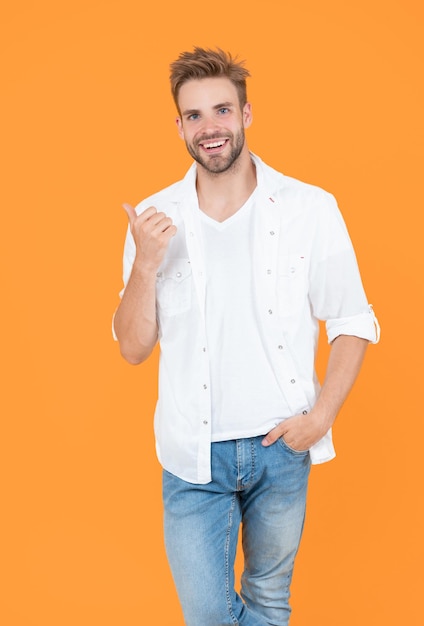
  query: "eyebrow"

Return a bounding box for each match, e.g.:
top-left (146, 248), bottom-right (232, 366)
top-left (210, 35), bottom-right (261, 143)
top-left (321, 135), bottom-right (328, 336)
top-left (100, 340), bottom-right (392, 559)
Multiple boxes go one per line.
top-left (213, 101), bottom-right (234, 110)
top-left (182, 102), bottom-right (235, 116)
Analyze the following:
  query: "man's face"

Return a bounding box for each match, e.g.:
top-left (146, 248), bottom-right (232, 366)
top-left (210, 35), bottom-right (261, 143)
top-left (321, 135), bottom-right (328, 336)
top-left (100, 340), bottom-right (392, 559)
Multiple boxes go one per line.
top-left (176, 77), bottom-right (252, 175)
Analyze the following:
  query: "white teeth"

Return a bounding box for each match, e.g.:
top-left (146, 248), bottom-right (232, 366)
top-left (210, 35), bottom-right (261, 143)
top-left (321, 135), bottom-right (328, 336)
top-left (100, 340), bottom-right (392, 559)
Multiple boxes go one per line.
top-left (203, 140), bottom-right (225, 149)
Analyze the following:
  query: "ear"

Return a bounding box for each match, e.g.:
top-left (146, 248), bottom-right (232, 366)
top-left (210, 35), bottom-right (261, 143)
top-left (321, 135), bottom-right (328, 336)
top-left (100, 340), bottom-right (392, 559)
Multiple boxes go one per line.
top-left (242, 103), bottom-right (253, 129)
top-left (176, 117), bottom-right (185, 140)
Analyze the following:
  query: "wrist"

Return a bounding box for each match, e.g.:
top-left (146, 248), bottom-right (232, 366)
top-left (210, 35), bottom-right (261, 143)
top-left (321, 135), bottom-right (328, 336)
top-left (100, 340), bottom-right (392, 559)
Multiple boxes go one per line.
top-left (132, 256), bottom-right (159, 280)
top-left (308, 407), bottom-right (335, 434)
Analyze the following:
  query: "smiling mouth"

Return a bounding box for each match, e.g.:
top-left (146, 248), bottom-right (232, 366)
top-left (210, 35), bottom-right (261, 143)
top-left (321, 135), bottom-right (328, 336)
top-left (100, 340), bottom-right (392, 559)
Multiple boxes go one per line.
top-left (198, 138), bottom-right (229, 151)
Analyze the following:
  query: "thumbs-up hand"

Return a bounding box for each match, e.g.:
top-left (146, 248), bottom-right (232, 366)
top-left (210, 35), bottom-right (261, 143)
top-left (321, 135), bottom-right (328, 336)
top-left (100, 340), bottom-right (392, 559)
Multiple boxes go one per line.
top-left (122, 203), bottom-right (177, 272)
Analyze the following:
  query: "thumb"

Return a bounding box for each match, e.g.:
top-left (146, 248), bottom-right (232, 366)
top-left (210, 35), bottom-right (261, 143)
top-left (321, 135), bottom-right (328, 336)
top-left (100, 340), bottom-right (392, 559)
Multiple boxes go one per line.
top-left (261, 431), bottom-right (278, 447)
top-left (262, 422), bottom-right (286, 447)
top-left (122, 202), bottom-right (137, 225)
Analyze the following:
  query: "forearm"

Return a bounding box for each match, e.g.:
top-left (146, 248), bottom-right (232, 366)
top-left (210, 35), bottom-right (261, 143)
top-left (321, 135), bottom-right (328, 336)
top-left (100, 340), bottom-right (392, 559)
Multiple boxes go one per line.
top-left (114, 204), bottom-right (177, 364)
top-left (312, 334), bottom-right (369, 430)
top-left (113, 260), bottom-right (158, 364)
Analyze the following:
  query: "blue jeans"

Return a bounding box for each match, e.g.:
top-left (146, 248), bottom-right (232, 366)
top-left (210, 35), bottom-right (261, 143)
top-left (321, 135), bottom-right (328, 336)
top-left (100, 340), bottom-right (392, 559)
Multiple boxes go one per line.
top-left (163, 435), bottom-right (311, 626)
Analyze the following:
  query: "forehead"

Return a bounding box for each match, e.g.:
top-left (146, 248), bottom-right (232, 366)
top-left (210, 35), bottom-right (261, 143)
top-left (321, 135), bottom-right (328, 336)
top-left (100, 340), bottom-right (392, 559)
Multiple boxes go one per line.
top-left (178, 77), bottom-right (239, 112)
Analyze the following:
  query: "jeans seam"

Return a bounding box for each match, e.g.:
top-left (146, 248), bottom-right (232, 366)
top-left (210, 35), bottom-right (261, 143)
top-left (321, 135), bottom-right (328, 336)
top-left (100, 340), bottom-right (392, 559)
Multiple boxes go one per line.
top-left (236, 438), bottom-right (257, 491)
top-left (224, 492), bottom-right (239, 625)
top-left (236, 440), bottom-right (242, 491)
top-left (250, 438), bottom-right (256, 486)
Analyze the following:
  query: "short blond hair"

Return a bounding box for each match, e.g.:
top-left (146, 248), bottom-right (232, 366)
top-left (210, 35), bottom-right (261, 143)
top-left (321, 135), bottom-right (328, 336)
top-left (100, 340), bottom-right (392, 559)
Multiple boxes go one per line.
top-left (170, 47), bottom-right (250, 113)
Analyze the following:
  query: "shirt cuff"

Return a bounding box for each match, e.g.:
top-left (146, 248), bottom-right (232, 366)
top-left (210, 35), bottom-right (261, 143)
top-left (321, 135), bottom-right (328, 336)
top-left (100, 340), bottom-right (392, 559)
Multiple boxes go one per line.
top-left (326, 305), bottom-right (380, 344)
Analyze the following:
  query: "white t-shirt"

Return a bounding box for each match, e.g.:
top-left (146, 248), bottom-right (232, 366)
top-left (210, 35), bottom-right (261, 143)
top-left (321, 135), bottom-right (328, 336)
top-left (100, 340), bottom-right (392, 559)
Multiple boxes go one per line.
top-left (200, 193), bottom-right (291, 441)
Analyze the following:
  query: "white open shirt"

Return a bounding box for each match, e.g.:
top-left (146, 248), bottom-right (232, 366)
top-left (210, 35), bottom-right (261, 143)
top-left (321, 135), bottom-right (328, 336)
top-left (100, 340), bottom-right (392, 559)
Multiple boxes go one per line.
top-left (115, 154), bottom-right (380, 484)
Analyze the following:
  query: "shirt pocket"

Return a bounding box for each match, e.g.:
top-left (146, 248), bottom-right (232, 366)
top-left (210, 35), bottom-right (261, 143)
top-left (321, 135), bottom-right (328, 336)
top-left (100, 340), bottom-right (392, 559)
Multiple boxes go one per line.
top-left (277, 254), bottom-right (307, 317)
top-left (156, 257), bottom-right (192, 316)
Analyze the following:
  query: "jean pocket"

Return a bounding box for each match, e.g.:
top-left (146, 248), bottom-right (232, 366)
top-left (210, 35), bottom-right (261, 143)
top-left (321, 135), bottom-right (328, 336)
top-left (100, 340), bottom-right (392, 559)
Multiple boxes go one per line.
top-left (277, 436), bottom-right (310, 456)
top-left (156, 257), bottom-right (192, 316)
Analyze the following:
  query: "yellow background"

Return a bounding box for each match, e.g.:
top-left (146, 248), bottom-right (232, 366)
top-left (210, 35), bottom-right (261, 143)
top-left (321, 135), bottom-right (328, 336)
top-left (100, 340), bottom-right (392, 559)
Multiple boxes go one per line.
top-left (1, 1), bottom-right (423, 624)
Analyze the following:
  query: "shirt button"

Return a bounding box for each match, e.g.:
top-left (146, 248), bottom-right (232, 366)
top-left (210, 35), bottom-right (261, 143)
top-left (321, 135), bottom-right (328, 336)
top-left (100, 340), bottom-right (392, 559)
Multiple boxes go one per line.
top-left (176, 271), bottom-right (182, 278)
top-left (302, 410), bottom-right (308, 415)
top-left (156, 272), bottom-right (162, 278)
top-left (268, 309), bottom-right (273, 314)
top-left (267, 269), bottom-right (272, 275)
top-left (270, 231), bottom-right (275, 236)
top-left (278, 345), bottom-right (283, 350)
top-left (290, 379), bottom-right (296, 384)
top-left (203, 384), bottom-right (208, 389)
top-left (203, 420), bottom-right (208, 425)
top-left (202, 347), bottom-right (206, 352)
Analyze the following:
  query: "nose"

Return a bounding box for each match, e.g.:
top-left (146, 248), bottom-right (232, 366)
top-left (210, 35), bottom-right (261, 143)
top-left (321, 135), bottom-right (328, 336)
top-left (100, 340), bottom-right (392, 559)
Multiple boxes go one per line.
top-left (200, 114), bottom-right (221, 135)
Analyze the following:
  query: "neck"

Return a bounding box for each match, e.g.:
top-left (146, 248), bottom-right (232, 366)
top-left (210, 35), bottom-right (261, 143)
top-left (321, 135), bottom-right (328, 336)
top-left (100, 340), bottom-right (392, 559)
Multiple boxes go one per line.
top-left (196, 147), bottom-right (257, 222)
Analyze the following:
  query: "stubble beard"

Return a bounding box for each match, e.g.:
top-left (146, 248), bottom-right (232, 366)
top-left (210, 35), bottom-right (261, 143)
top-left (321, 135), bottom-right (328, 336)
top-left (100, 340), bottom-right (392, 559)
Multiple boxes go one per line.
top-left (186, 128), bottom-right (246, 175)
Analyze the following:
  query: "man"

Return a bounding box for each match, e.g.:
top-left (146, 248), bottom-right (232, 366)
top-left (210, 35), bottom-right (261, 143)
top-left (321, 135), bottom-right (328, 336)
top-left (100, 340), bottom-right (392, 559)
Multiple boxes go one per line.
top-left (113, 47), bottom-right (379, 626)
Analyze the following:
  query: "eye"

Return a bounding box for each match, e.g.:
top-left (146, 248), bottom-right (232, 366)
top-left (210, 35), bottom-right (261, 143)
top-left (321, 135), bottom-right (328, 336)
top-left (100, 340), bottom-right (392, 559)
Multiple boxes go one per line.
top-left (188, 113), bottom-right (200, 121)
top-left (218, 107), bottom-right (229, 114)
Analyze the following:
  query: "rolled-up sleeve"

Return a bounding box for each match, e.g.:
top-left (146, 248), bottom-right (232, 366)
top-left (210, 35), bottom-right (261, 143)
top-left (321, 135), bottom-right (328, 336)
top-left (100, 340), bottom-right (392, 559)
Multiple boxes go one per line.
top-left (308, 193), bottom-right (380, 345)
top-left (326, 304), bottom-right (380, 344)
